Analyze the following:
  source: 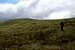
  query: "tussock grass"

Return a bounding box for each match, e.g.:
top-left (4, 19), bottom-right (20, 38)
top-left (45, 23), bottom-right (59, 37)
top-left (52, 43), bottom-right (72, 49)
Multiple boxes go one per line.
top-left (0, 18), bottom-right (75, 50)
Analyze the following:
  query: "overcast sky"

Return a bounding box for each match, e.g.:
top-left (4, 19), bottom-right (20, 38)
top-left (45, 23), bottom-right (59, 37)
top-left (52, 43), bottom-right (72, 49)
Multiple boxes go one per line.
top-left (0, 0), bottom-right (75, 19)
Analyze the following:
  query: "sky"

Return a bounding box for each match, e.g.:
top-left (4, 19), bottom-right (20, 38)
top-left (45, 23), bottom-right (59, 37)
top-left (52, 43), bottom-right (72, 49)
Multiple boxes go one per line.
top-left (0, 0), bottom-right (16, 3)
top-left (0, 0), bottom-right (75, 20)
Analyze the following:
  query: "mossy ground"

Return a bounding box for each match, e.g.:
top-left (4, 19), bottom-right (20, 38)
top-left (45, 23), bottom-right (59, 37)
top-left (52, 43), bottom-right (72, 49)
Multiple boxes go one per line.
top-left (0, 18), bottom-right (75, 50)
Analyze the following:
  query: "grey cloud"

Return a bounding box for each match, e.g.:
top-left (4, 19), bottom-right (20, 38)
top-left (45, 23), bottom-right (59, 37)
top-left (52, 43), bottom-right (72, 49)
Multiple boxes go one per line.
top-left (0, 0), bottom-right (75, 20)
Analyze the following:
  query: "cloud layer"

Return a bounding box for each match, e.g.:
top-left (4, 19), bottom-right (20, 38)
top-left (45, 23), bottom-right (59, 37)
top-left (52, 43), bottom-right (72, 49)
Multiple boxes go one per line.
top-left (0, 0), bottom-right (75, 19)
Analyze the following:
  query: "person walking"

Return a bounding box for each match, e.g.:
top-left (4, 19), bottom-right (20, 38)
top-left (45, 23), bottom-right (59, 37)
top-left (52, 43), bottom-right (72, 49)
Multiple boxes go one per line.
top-left (60, 22), bottom-right (64, 31)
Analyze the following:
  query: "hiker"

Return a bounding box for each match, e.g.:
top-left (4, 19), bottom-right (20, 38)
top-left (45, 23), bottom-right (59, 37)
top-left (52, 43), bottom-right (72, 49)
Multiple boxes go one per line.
top-left (60, 22), bottom-right (64, 31)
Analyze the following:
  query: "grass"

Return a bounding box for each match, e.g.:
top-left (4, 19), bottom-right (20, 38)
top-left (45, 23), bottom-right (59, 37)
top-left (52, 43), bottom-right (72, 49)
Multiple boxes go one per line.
top-left (0, 18), bottom-right (75, 50)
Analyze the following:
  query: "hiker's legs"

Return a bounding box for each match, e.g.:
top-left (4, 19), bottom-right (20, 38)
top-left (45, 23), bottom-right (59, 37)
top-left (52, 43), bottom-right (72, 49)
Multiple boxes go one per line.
top-left (61, 26), bottom-right (64, 31)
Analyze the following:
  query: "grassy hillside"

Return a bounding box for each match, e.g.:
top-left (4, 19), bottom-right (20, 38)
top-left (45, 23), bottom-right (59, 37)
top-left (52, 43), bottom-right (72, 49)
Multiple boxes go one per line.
top-left (0, 18), bottom-right (75, 50)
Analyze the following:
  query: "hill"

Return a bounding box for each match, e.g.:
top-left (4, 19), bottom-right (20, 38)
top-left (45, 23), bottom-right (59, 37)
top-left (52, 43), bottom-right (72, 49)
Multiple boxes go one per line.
top-left (0, 18), bottom-right (75, 50)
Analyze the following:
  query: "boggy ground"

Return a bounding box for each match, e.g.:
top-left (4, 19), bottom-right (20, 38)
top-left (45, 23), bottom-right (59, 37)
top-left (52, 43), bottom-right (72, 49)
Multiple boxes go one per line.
top-left (0, 18), bottom-right (75, 50)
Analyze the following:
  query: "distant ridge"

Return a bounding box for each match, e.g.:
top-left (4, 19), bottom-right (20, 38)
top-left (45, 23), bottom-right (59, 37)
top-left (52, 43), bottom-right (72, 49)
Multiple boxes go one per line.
top-left (0, 17), bottom-right (75, 22)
